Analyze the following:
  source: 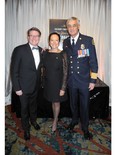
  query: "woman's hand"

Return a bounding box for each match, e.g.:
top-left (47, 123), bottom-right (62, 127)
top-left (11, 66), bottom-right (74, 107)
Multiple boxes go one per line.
top-left (59, 90), bottom-right (65, 96)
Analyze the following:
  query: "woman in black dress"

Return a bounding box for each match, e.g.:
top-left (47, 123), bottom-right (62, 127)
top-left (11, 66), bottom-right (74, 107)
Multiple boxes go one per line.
top-left (43, 32), bottom-right (68, 132)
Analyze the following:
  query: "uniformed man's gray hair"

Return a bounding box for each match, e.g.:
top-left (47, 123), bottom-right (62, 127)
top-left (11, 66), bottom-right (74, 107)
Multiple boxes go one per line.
top-left (66, 17), bottom-right (80, 25)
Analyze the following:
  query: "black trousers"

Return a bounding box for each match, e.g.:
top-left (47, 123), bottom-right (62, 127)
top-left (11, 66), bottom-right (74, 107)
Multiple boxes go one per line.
top-left (68, 87), bottom-right (90, 132)
top-left (19, 90), bottom-right (38, 131)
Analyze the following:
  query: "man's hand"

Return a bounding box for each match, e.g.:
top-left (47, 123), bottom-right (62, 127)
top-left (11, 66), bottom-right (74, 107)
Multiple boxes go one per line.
top-left (16, 90), bottom-right (23, 96)
top-left (88, 83), bottom-right (95, 91)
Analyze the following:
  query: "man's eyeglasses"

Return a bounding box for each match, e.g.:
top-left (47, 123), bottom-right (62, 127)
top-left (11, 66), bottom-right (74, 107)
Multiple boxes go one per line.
top-left (29, 35), bottom-right (40, 38)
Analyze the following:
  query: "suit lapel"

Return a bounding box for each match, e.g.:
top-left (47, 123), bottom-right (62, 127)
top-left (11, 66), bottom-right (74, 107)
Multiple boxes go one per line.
top-left (75, 33), bottom-right (83, 49)
top-left (67, 37), bottom-right (72, 49)
top-left (26, 43), bottom-right (37, 70)
top-left (38, 46), bottom-right (42, 60)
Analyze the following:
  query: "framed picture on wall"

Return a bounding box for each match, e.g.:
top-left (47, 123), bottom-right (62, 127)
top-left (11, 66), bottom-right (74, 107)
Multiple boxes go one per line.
top-left (49, 19), bottom-right (69, 50)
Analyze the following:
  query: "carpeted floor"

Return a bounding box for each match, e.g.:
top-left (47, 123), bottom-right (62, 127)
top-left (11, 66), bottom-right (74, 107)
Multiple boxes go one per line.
top-left (5, 105), bottom-right (111, 155)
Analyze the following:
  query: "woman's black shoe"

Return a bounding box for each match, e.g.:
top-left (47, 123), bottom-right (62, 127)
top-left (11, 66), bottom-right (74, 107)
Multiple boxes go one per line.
top-left (32, 122), bottom-right (40, 130)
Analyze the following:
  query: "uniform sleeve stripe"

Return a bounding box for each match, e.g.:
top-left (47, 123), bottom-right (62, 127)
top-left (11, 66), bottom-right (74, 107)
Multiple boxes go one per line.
top-left (90, 72), bottom-right (97, 79)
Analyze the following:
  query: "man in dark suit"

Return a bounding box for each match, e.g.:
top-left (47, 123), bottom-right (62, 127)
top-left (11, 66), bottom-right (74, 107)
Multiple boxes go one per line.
top-left (11, 27), bottom-right (43, 140)
top-left (63, 17), bottom-right (98, 140)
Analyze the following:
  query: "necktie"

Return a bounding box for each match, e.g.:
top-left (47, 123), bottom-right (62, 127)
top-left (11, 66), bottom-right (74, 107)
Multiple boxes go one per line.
top-left (72, 39), bottom-right (75, 48)
top-left (32, 47), bottom-right (38, 50)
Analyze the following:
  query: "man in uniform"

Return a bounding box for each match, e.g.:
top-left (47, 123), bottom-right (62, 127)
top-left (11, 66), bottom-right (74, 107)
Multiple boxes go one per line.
top-left (63, 17), bottom-right (98, 140)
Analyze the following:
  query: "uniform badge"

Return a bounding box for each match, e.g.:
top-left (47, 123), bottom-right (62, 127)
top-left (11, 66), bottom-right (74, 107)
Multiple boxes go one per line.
top-left (80, 44), bottom-right (85, 50)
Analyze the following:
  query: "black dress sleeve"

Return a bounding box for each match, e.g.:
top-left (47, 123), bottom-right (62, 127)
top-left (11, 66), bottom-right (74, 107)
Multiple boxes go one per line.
top-left (40, 49), bottom-right (48, 88)
top-left (61, 51), bottom-right (68, 91)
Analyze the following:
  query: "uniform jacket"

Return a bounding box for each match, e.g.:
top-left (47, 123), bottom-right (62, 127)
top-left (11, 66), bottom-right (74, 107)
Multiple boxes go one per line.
top-left (63, 33), bottom-right (98, 88)
top-left (11, 43), bottom-right (43, 94)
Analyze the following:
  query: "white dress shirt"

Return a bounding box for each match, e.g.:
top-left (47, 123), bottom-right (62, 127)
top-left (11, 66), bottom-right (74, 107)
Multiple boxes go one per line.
top-left (29, 44), bottom-right (40, 69)
top-left (70, 32), bottom-right (79, 45)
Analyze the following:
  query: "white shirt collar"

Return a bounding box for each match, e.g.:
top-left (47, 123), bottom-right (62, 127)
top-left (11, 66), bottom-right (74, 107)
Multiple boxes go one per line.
top-left (70, 32), bottom-right (79, 44)
top-left (29, 43), bottom-right (38, 50)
